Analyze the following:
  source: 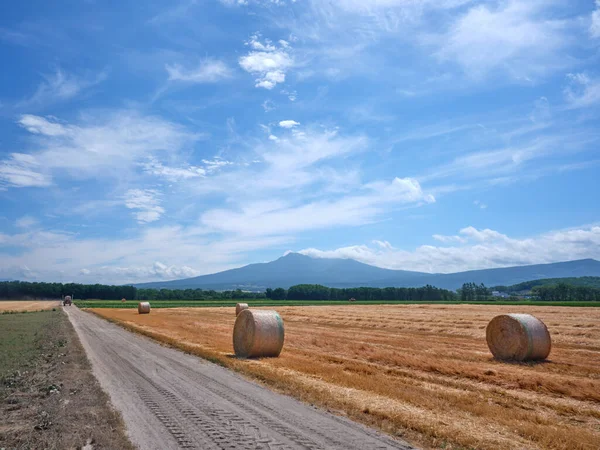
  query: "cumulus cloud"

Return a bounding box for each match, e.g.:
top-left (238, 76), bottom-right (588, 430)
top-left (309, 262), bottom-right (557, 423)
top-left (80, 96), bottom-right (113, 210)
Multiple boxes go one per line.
top-left (0, 225), bottom-right (290, 284)
top-left (124, 189), bottom-right (165, 223)
top-left (166, 59), bottom-right (231, 83)
top-left (279, 120), bottom-right (300, 128)
top-left (299, 225), bottom-right (600, 273)
top-left (239, 34), bottom-right (293, 89)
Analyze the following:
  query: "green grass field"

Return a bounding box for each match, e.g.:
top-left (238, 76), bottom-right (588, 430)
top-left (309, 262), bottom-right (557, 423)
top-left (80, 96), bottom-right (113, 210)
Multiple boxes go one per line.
top-left (74, 299), bottom-right (600, 308)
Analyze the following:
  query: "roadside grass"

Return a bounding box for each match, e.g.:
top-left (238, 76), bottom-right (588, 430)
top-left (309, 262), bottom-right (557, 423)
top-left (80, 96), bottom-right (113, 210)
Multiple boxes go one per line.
top-left (0, 309), bottom-right (134, 449)
top-left (75, 299), bottom-right (600, 308)
top-left (0, 310), bottom-right (57, 380)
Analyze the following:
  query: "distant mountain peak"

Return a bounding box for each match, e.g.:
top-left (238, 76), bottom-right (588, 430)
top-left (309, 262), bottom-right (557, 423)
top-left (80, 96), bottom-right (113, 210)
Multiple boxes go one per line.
top-left (134, 256), bottom-right (600, 292)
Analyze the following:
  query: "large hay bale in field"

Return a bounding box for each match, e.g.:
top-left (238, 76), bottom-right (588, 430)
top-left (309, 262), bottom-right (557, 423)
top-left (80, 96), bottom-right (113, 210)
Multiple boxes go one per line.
top-left (138, 302), bottom-right (151, 314)
top-left (235, 303), bottom-right (249, 316)
top-left (233, 309), bottom-right (284, 358)
top-left (486, 313), bottom-right (551, 361)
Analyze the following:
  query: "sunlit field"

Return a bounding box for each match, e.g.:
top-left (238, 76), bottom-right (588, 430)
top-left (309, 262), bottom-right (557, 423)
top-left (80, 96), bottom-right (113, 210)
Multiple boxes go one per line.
top-left (92, 304), bottom-right (600, 450)
top-left (0, 301), bottom-right (61, 312)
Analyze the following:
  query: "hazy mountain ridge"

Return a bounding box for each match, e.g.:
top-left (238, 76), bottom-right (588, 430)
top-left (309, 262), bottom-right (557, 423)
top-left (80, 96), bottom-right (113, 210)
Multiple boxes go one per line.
top-left (134, 254), bottom-right (600, 291)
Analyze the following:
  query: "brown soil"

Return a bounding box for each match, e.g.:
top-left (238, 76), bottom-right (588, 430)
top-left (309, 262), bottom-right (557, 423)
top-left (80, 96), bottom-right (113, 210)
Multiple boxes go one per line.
top-left (93, 304), bottom-right (600, 450)
top-left (0, 301), bottom-right (61, 312)
top-left (0, 309), bottom-right (134, 450)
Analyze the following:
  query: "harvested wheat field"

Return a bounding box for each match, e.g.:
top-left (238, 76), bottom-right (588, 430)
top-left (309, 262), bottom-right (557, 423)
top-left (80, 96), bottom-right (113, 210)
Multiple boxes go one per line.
top-left (0, 300), bottom-right (60, 312)
top-left (92, 304), bottom-right (600, 450)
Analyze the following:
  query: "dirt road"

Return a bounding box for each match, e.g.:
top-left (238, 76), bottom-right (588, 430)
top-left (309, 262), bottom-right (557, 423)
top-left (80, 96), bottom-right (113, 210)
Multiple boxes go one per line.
top-left (65, 307), bottom-right (413, 450)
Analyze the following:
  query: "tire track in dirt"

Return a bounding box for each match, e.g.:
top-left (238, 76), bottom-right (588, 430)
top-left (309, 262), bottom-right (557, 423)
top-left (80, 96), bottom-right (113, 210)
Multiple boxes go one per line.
top-left (65, 307), bottom-right (413, 450)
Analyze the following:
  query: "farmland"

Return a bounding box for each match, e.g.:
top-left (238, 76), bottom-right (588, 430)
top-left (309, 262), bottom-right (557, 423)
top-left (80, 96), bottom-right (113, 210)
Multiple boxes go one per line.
top-left (0, 300), bottom-right (60, 313)
top-left (75, 299), bottom-right (600, 308)
top-left (91, 304), bottom-right (600, 450)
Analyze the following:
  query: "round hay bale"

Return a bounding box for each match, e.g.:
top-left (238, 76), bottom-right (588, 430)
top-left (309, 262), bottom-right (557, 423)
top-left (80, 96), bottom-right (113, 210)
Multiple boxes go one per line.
top-left (138, 302), bottom-right (151, 314)
top-left (486, 313), bottom-right (551, 361)
top-left (235, 303), bottom-right (249, 316)
top-left (233, 309), bottom-right (284, 358)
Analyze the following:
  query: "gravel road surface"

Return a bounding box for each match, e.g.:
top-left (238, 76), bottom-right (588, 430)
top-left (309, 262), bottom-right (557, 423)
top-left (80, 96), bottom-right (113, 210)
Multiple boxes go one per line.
top-left (65, 307), bottom-right (414, 450)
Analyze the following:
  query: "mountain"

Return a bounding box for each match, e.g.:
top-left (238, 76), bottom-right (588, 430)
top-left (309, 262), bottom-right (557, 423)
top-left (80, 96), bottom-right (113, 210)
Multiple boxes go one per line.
top-left (135, 253), bottom-right (429, 290)
top-left (134, 254), bottom-right (600, 291)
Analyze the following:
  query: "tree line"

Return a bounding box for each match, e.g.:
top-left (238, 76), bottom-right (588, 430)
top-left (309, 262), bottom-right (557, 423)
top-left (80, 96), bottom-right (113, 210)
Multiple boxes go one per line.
top-left (458, 283), bottom-right (491, 302)
top-left (2, 279), bottom-right (598, 302)
top-left (0, 281), bottom-right (136, 300)
top-left (532, 283), bottom-right (600, 302)
top-left (267, 284), bottom-right (458, 301)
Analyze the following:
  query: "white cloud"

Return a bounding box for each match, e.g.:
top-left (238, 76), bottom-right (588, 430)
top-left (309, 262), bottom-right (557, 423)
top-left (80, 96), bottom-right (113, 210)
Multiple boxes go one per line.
top-left (165, 59), bottom-right (231, 83)
top-left (15, 216), bottom-right (37, 228)
top-left (142, 159), bottom-right (206, 181)
top-left (0, 111), bottom-right (199, 187)
top-left (299, 225), bottom-right (600, 273)
top-left (0, 225), bottom-right (290, 283)
top-left (591, 0), bottom-right (600, 38)
top-left (18, 67), bottom-right (107, 108)
top-left (474, 200), bottom-right (487, 209)
top-left (239, 34), bottom-right (293, 89)
top-left (201, 177), bottom-right (434, 236)
top-left (564, 72), bottom-right (600, 108)
top-left (124, 189), bottom-right (165, 223)
top-left (262, 100), bottom-right (275, 112)
top-left (0, 153), bottom-right (50, 188)
top-left (279, 120), bottom-right (300, 128)
top-left (432, 1), bottom-right (570, 79)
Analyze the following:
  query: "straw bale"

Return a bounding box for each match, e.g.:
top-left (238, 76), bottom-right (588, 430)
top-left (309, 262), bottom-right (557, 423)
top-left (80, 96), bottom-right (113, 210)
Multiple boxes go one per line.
top-left (233, 309), bottom-right (284, 358)
top-left (138, 302), bottom-right (151, 314)
top-left (236, 303), bottom-right (249, 316)
top-left (486, 313), bottom-right (551, 361)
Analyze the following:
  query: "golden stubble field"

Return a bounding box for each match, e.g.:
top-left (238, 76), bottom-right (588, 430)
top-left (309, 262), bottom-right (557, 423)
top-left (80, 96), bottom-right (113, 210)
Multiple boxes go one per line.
top-left (92, 305), bottom-right (600, 450)
top-left (0, 301), bottom-right (60, 312)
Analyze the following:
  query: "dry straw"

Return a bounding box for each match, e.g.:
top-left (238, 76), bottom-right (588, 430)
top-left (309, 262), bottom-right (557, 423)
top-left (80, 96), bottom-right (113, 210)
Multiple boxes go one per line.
top-left (233, 309), bottom-right (285, 358)
top-left (138, 302), bottom-right (151, 314)
top-left (486, 313), bottom-right (551, 361)
top-left (236, 303), bottom-right (249, 316)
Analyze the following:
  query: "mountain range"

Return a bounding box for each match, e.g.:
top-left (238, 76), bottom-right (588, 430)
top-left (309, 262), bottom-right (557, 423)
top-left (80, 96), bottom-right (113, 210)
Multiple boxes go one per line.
top-left (134, 253), bottom-right (600, 291)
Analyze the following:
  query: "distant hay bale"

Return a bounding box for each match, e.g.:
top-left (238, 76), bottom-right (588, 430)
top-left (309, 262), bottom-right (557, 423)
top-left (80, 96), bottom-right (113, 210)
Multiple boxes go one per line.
top-left (233, 309), bottom-right (285, 358)
top-left (486, 313), bottom-right (551, 361)
top-left (138, 302), bottom-right (151, 314)
top-left (235, 303), bottom-right (249, 316)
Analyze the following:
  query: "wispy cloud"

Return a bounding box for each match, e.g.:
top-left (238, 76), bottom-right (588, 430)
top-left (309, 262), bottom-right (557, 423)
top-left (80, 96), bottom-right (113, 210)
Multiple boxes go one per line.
top-left (591, 0), bottom-right (600, 38)
top-left (300, 225), bottom-right (600, 273)
top-left (564, 72), bottom-right (600, 109)
top-left (432, 1), bottom-right (571, 80)
top-left (124, 189), bottom-right (165, 224)
top-left (0, 153), bottom-right (50, 189)
top-left (3, 111), bottom-right (199, 184)
top-left (166, 59), bottom-right (232, 83)
top-left (239, 34), bottom-right (293, 89)
top-left (17, 67), bottom-right (107, 108)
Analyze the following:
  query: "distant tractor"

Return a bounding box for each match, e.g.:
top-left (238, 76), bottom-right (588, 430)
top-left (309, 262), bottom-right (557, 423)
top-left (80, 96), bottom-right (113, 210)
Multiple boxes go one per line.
top-left (349, 297), bottom-right (356, 302)
top-left (63, 295), bottom-right (72, 306)
top-left (121, 298), bottom-right (127, 303)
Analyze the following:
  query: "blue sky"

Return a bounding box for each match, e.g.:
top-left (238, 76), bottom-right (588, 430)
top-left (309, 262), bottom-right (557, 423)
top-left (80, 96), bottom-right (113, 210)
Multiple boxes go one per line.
top-left (0, 0), bottom-right (599, 284)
